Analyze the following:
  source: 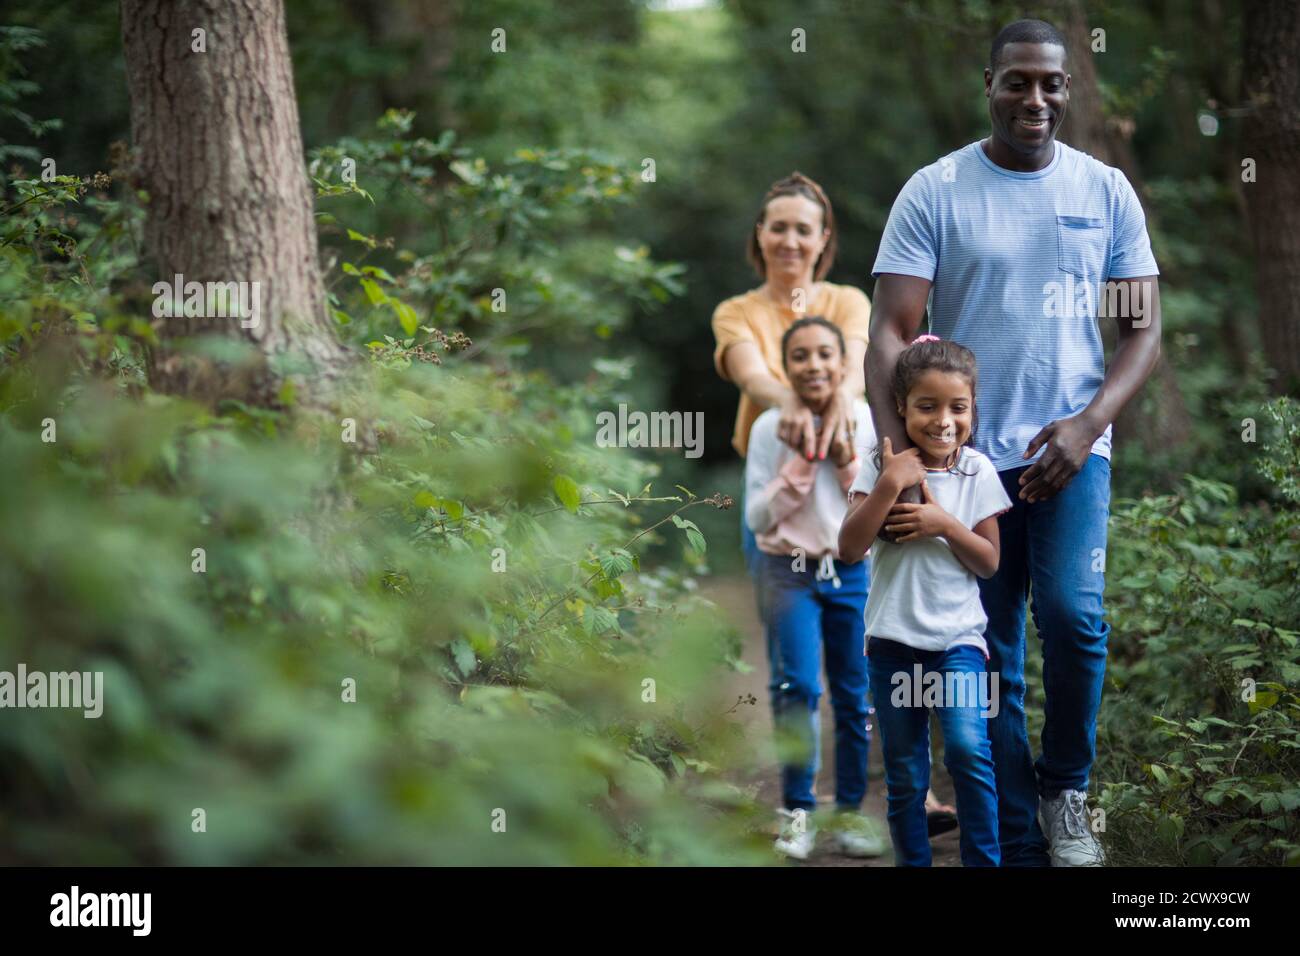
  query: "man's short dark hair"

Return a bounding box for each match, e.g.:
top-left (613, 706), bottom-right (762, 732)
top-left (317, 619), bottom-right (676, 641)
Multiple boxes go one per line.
top-left (989, 18), bottom-right (1067, 72)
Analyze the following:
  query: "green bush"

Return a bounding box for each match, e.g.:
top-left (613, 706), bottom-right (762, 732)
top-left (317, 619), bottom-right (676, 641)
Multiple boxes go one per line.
top-left (0, 107), bottom-right (766, 864)
top-left (1098, 397), bottom-right (1300, 865)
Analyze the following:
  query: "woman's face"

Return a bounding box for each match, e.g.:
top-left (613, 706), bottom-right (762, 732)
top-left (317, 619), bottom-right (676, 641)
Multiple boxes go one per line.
top-left (784, 324), bottom-right (845, 409)
top-left (756, 194), bottom-right (828, 285)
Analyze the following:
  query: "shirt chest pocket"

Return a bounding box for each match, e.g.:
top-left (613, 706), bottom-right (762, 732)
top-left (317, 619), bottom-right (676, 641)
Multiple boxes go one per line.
top-left (1056, 215), bottom-right (1107, 280)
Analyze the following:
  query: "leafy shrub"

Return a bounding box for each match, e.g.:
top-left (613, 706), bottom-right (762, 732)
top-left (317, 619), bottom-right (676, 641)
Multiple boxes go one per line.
top-left (0, 105), bottom-right (766, 864)
top-left (1098, 398), bottom-right (1300, 865)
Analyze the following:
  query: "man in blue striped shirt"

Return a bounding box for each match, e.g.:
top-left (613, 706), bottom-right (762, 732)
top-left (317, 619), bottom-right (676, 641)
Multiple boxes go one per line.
top-left (865, 18), bottom-right (1162, 866)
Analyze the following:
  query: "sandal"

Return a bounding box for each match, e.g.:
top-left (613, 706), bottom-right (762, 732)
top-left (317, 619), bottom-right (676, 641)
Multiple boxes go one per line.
top-left (925, 790), bottom-right (959, 837)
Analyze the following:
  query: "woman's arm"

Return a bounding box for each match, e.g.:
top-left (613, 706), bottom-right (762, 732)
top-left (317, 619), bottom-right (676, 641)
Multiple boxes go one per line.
top-left (722, 341), bottom-right (818, 460)
top-left (843, 338), bottom-right (867, 398)
top-left (814, 338), bottom-right (869, 463)
top-left (721, 340), bottom-right (795, 409)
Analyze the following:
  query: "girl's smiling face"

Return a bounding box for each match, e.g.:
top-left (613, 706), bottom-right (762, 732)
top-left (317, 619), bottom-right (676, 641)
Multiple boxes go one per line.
top-left (756, 194), bottom-right (828, 285)
top-left (783, 323), bottom-right (845, 411)
top-left (897, 370), bottom-right (974, 468)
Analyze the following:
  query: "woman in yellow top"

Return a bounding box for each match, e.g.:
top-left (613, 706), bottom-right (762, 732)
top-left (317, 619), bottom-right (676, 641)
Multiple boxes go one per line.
top-left (712, 171), bottom-right (871, 577)
top-left (713, 172), bottom-right (870, 464)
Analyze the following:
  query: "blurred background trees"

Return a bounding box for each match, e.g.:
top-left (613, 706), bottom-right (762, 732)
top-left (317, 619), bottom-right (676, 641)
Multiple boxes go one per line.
top-left (3, 0), bottom-right (1281, 493)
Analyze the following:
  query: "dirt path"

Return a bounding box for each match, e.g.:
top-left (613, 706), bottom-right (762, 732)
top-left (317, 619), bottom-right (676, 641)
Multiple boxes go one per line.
top-left (703, 574), bottom-right (963, 867)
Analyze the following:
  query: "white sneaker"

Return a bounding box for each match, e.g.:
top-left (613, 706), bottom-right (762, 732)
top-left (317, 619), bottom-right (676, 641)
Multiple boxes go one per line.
top-left (826, 811), bottom-right (887, 858)
top-left (1038, 790), bottom-right (1105, 866)
top-left (774, 808), bottom-right (818, 860)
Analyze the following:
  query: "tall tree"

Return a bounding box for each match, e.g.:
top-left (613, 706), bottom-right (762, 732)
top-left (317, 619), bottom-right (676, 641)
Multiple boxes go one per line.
top-left (1242, 0), bottom-right (1300, 393)
top-left (120, 0), bottom-right (351, 408)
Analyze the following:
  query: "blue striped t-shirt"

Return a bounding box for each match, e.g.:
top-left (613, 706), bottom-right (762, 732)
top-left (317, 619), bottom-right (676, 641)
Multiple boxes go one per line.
top-left (873, 140), bottom-right (1159, 472)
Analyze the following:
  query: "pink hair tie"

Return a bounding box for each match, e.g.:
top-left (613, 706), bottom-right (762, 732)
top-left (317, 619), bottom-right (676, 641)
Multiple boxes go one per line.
top-left (912, 334), bottom-right (941, 344)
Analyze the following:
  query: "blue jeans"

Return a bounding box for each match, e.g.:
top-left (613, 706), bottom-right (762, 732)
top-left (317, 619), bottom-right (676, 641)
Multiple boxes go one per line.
top-left (978, 453), bottom-right (1111, 867)
top-left (867, 637), bottom-right (1001, 867)
top-left (759, 552), bottom-right (870, 813)
top-left (740, 507), bottom-right (766, 624)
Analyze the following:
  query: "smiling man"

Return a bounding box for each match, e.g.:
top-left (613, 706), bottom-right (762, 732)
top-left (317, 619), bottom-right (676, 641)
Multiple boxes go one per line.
top-left (864, 19), bottom-right (1162, 866)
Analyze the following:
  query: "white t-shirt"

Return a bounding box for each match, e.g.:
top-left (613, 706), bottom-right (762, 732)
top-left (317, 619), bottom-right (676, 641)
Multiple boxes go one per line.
top-left (848, 444), bottom-right (1012, 654)
top-left (745, 399), bottom-right (875, 560)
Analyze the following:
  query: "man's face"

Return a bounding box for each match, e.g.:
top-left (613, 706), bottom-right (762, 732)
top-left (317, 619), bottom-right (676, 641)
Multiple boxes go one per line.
top-left (985, 42), bottom-right (1069, 155)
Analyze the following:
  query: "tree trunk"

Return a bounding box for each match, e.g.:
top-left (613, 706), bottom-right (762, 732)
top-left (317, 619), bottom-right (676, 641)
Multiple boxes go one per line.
top-left (1058, 0), bottom-right (1194, 457)
top-left (120, 0), bottom-right (351, 409)
top-left (1242, 0), bottom-right (1300, 394)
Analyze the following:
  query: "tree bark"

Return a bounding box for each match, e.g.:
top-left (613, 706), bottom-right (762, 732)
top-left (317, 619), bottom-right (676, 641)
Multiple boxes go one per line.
top-left (1242, 0), bottom-right (1300, 394)
top-left (1058, 0), bottom-right (1193, 457)
top-left (120, 0), bottom-right (351, 409)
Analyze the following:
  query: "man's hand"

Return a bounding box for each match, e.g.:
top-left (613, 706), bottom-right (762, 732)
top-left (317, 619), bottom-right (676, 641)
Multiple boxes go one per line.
top-left (1018, 413), bottom-right (1101, 502)
top-left (884, 480), bottom-right (953, 542)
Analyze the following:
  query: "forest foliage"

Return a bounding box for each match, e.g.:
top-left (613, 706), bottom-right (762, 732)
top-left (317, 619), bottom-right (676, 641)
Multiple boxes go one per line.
top-left (1, 3), bottom-right (1297, 865)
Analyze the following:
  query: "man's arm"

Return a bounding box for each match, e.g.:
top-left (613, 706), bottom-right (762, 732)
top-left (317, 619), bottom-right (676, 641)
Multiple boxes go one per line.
top-left (867, 274), bottom-right (932, 537)
top-left (1019, 276), bottom-right (1162, 502)
top-left (866, 274), bottom-right (932, 451)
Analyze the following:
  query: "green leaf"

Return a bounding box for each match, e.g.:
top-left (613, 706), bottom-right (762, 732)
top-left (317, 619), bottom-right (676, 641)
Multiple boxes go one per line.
top-left (391, 300), bottom-right (418, 335)
top-left (598, 548), bottom-right (636, 579)
top-left (450, 639), bottom-right (477, 677)
top-left (583, 604), bottom-right (619, 635)
top-left (360, 278), bottom-right (387, 306)
top-left (671, 514), bottom-right (705, 553)
top-left (553, 475), bottom-right (581, 513)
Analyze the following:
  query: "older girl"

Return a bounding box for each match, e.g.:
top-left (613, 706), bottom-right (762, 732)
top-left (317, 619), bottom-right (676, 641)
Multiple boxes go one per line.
top-left (745, 317), bottom-right (883, 859)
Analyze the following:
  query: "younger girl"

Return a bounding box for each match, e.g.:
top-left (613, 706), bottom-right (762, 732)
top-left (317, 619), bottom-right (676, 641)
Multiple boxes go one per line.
top-left (838, 335), bottom-right (1011, 866)
top-left (745, 316), bottom-right (884, 860)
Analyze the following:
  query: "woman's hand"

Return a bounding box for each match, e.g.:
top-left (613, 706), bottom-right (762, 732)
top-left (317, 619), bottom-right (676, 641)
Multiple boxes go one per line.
top-left (777, 394), bottom-right (818, 460)
top-left (884, 479), bottom-right (954, 542)
top-left (815, 386), bottom-right (857, 462)
top-left (828, 423), bottom-right (855, 468)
